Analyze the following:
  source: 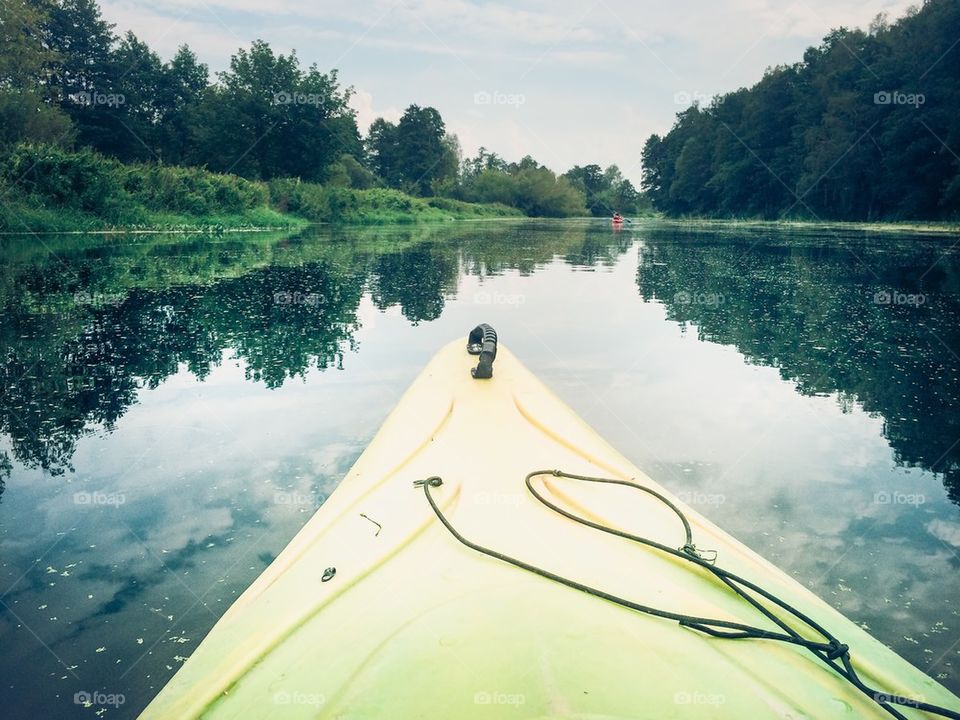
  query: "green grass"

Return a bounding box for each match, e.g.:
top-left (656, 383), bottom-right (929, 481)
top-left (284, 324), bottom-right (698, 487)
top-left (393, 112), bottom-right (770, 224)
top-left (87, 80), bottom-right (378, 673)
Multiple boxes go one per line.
top-left (0, 196), bottom-right (306, 234)
top-left (425, 196), bottom-right (520, 218)
top-left (268, 181), bottom-right (522, 225)
top-left (0, 144), bottom-right (523, 234)
top-left (639, 216), bottom-right (960, 235)
top-left (133, 207), bottom-right (307, 233)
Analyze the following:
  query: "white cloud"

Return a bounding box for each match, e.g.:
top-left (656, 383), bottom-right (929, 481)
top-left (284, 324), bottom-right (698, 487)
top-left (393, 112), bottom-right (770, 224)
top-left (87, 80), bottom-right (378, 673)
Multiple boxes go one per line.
top-left (386, 0), bottom-right (602, 46)
top-left (349, 89), bottom-right (402, 132)
top-left (100, 0), bottom-right (246, 64)
top-left (544, 49), bottom-right (626, 66)
top-left (928, 519), bottom-right (960, 549)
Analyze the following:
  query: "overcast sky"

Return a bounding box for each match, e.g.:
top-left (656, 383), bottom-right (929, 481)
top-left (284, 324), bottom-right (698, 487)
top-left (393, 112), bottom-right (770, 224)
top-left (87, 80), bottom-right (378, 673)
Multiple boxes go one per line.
top-left (98, 0), bottom-right (915, 184)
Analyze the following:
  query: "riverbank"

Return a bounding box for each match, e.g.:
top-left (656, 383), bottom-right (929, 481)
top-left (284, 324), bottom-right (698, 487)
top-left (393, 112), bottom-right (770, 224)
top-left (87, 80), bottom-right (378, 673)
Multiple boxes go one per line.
top-left (637, 216), bottom-right (960, 236)
top-left (0, 144), bottom-right (521, 234)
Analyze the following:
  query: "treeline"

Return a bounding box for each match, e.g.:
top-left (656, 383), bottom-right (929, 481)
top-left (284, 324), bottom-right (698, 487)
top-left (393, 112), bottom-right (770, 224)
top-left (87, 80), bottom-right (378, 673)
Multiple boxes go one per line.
top-left (641, 0), bottom-right (960, 220)
top-left (0, 0), bottom-right (642, 220)
top-left (442, 148), bottom-right (647, 217)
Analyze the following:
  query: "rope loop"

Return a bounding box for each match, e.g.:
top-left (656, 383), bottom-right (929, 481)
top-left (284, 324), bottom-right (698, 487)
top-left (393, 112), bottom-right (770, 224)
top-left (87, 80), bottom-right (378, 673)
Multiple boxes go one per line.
top-left (413, 471), bottom-right (960, 720)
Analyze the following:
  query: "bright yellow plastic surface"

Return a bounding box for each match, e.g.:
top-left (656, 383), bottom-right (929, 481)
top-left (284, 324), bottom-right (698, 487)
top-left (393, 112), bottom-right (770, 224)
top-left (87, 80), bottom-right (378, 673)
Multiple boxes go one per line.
top-left (140, 340), bottom-right (960, 719)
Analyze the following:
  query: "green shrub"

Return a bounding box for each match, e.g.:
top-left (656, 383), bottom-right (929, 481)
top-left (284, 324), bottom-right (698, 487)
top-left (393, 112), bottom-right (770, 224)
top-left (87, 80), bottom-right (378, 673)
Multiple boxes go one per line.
top-left (122, 165), bottom-right (268, 215)
top-left (1, 144), bottom-right (133, 218)
top-left (0, 143), bottom-right (519, 232)
top-left (426, 197), bottom-right (519, 217)
top-left (0, 90), bottom-right (74, 148)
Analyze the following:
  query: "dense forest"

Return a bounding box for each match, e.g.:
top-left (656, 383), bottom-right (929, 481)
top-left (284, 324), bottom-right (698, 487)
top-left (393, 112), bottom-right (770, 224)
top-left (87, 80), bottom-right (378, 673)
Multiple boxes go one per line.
top-left (0, 0), bottom-right (645, 223)
top-left (642, 0), bottom-right (960, 220)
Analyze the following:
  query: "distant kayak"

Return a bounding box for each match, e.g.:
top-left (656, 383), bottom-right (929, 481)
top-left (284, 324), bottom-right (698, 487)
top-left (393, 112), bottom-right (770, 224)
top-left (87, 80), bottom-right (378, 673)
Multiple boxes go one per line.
top-left (612, 214), bottom-right (625, 225)
top-left (140, 326), bottom-right (960, 719)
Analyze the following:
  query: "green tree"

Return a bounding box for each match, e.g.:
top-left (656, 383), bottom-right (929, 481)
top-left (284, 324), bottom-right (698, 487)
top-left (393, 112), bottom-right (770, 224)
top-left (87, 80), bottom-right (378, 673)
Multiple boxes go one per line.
top-left (327, 153), bottom-right (382, 188)
top-left (195, 40), bottom-right (357, 181)
top-left (461, 147), bottom-right (508, 178)
top-left (394, 104), bottom-right (452, 195)
top-left (0, 0), bottom-right (58, 90)
top-left (564, 164), bottom-right (605, 198)
top-left (366, 117), bottom-right (401, 186)
top-left (564, 163), bottom-right (643, 216)
top-left (641, 0), bottom-right (960, 220)
top-left (157, 45), bottom-right (208, 165)
top-left (513, 164), bottom-right (586, 216)
top-left (106, 31), bottom-right (165, 161)
top-left (365, 106), bottom-right (458, 195)
top-left (0, 0), bottom-right (72, 146)
top-left (45, 0), bottom-right (117, 150)
top-left (431, 132), bottom-right (461, 194)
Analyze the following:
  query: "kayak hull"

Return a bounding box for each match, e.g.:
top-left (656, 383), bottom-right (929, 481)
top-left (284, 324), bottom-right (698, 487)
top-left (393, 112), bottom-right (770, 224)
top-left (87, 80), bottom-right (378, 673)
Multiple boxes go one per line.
top-left (140, 340), bottom-right (959, 719)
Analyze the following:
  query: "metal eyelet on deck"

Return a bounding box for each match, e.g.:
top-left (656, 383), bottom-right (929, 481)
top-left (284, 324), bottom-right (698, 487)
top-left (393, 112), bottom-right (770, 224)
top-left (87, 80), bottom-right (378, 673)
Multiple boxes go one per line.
top-left (321, 567), bottom-right (336, 582)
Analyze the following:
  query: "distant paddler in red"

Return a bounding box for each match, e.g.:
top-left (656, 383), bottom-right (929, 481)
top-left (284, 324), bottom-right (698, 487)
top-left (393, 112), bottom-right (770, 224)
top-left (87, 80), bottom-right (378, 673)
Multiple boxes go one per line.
top-left (612, 212), bottom-right (625, 226)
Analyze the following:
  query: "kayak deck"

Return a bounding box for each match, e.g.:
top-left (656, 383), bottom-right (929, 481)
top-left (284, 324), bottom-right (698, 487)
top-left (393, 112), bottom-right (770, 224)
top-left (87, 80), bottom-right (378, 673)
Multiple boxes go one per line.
top-left (140, 339), bottom-right (959, 719)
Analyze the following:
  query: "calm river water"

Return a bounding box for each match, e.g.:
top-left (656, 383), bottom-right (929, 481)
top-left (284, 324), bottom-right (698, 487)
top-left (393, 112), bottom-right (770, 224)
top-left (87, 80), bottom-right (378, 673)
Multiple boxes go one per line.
top-left (1, 219), bottom-right (958, 717)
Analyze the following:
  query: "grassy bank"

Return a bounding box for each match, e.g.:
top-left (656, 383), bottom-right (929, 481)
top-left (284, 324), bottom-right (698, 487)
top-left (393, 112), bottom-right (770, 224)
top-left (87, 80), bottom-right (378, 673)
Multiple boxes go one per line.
top-left (638, 216), bottom-right (960, 236)
top-left (0, 144), bottom-right (521, 234)
top-left (266, 179), bottom-right (519, 225)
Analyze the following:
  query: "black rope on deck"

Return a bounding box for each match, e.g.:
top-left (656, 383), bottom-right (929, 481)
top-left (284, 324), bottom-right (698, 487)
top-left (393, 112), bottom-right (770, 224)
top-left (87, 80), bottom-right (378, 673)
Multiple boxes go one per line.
top-left (414, 471), bottom-right (960, 720)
